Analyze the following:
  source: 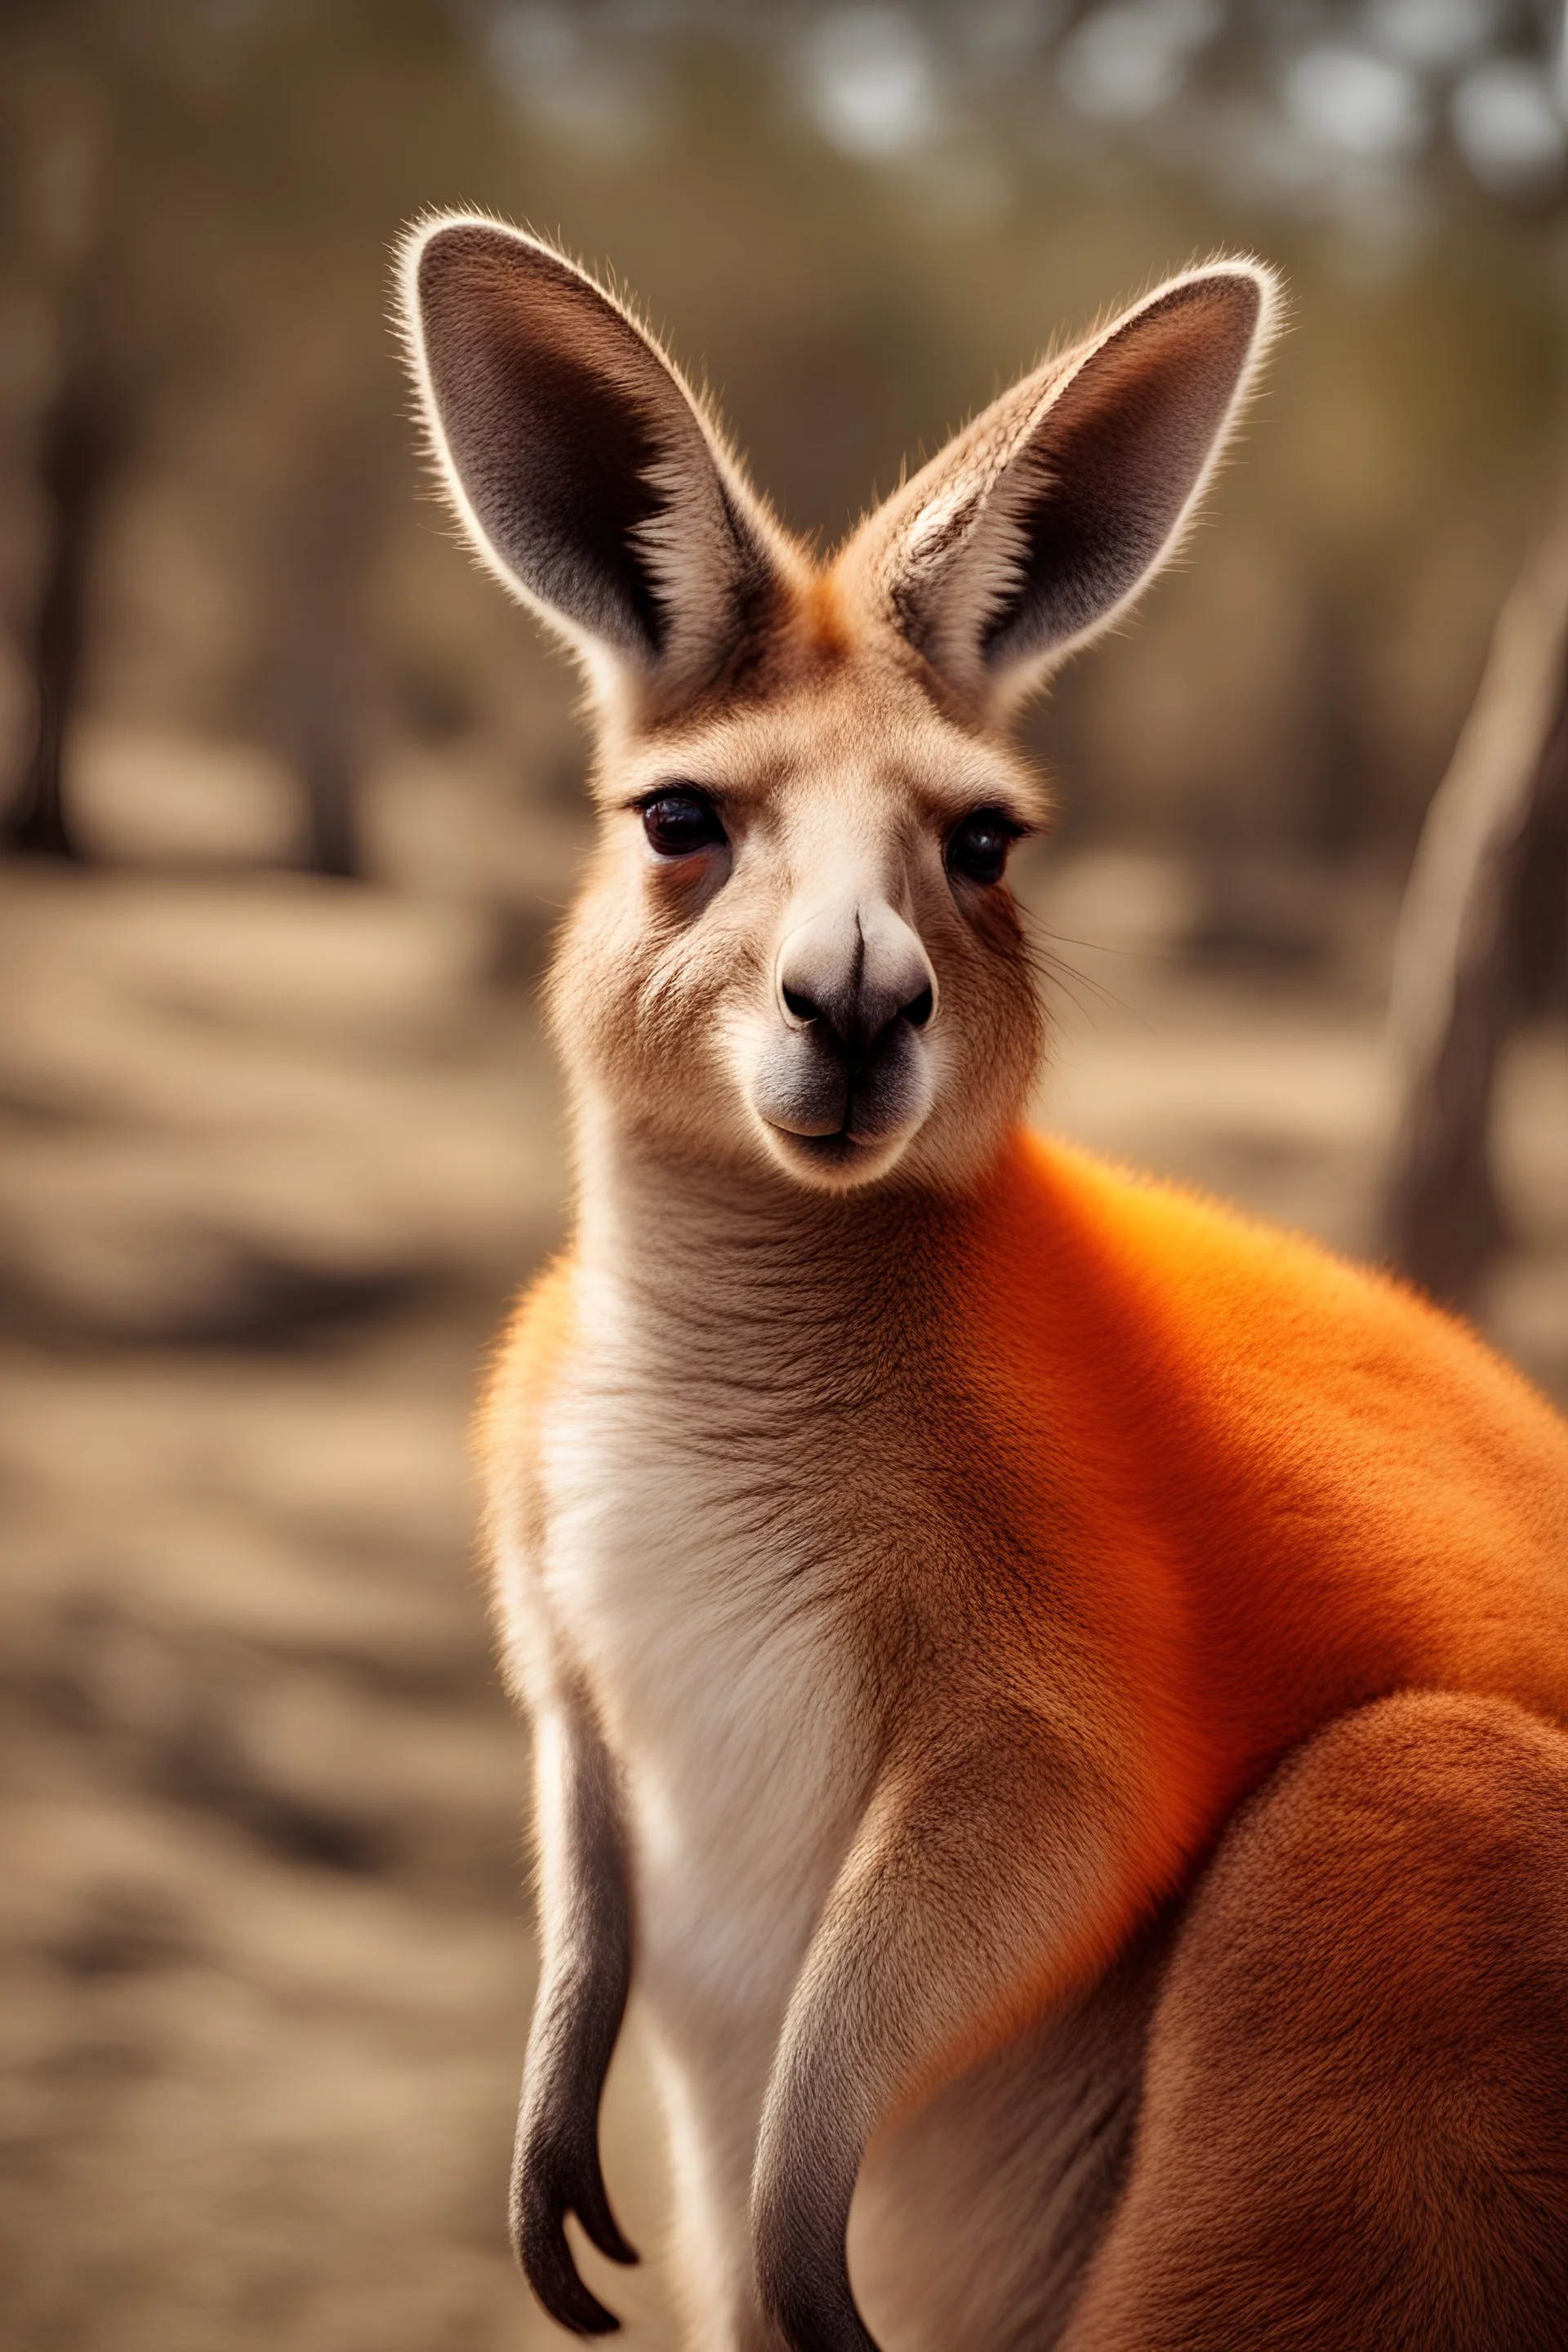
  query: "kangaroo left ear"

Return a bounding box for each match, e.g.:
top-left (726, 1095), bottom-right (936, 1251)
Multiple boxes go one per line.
top-left (843, 261), bottom-right (1281, 716)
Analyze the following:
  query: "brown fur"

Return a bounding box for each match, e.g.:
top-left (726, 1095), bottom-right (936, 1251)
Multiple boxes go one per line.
top-left (1063, 1694), bottom-right (1568, 2350)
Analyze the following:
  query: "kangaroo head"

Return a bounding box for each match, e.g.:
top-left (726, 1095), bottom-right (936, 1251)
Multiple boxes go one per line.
top-left (402, 217), bottom-right (1277, 1196)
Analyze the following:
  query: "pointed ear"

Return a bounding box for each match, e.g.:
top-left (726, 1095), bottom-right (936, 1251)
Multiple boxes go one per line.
top-left (399, 214), bottom-right (795, 706)
top-left (844, 261), bottom-right (1280, 715)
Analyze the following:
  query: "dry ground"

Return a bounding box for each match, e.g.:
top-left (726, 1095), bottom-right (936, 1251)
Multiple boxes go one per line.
top-left (2, 773), bottom-right (1565, 2350)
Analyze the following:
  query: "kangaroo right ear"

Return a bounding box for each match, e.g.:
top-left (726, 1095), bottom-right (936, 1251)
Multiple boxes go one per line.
top-left (399, 214), bottom-right (794, 707)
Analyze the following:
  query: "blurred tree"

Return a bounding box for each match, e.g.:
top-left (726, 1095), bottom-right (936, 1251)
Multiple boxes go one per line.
top-left (0, 0), bottom-right (252, 858)
top-left (259, 419), bottom-right (382, 878)
top-left (1384, 519), bottom-right (1568, 1303)
top-left (1, 29), bottom-right (123, 859)
top-left (0, 0), bottom-right (482, 871)
top-left (9, 303), bottom-right (121, 858)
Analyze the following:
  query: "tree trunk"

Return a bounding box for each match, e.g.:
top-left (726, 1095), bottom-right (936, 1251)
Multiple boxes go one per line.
top-left (266, 425), bottom-right (376, 880)
top-left (6, 368), bottom-right (116, 859)
top-left (1383, 524), bottom-right (1568, 1307)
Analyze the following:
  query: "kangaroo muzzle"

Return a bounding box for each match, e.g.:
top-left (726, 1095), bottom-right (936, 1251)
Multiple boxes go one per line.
top-left (753, 899), bottom-right (938, 1165)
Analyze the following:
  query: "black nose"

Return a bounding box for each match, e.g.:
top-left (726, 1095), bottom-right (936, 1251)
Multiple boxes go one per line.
top-left (782, 977), bottom-right (933, 1054)
top-left (776, 902), bottom-right (938, 1077)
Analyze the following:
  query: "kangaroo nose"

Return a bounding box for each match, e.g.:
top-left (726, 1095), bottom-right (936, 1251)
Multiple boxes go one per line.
top-left (782, 977), bottom-right (933, 1037)
top-left (777, 902), bottom-right (937, 1058)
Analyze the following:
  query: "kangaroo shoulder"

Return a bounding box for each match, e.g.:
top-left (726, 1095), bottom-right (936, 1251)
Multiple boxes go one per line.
top-left (476, 1254), bottom-right (581, 1503)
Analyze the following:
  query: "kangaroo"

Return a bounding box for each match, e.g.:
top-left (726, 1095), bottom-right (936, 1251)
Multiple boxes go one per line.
top-left (400, 214), bottom-right (1568, 2352)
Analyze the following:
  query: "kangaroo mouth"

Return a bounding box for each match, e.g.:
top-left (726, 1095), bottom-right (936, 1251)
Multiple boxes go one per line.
top-left (766, 1120), bottom-right (880, 1166)
top-left (752, 1028), bottom-right (931, 1171)
top-left (761, 1084), bottom-right (920, 1167)
top-left (758, 1082), bottom-right (927, 1186)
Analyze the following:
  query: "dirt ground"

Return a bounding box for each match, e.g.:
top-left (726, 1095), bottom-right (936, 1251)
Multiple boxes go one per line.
top-left (2, 778), bottom-right (1565, 2351)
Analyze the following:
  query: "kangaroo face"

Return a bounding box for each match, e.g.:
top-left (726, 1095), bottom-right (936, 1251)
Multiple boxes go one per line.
top-left (403, 216), bottom-right (1276, 1194)
top-left (550, 655), bottom-right (1047, 1191)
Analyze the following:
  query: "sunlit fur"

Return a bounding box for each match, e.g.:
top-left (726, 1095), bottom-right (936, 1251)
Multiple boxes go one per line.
top-left (404, 216), bottom-right (1568, 2352)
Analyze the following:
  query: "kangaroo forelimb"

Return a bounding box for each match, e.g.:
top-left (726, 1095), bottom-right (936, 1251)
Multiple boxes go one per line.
top-left (511, 1691), bottom-right (638, 2335)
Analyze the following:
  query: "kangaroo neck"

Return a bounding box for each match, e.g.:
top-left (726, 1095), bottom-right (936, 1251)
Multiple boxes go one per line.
top-left (570, 1101), bottom-right (989, 1364)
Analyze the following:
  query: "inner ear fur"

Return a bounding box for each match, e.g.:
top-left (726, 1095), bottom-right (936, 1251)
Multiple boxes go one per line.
top-left (400, 213), bottom-right (797, 702)
top-left (843, 261), bottom-right (1280, 714)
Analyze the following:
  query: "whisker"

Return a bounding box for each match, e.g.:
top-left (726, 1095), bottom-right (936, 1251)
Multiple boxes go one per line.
top-left (1022, 925), bottom-right (1138, 1026)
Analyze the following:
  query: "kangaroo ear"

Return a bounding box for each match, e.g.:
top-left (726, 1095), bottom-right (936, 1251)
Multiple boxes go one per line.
top-left (399, 214), bottom-right (794, 706)
top-left (845, 261), bottom-right (1280, 715)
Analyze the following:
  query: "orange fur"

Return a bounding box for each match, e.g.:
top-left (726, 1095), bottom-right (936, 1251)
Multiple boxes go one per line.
top-left (951, 1134), bottom-right (1568, 1965)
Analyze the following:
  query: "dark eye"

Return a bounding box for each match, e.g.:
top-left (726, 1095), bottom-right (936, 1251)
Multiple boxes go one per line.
top-left (947, 808), bottom-right (1019, 887)
top-left (640, 787), bottom-right (726, 858)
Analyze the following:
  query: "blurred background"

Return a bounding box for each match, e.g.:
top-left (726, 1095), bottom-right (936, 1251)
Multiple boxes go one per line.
top-left (3, 3), bottom-right (1567, 2346)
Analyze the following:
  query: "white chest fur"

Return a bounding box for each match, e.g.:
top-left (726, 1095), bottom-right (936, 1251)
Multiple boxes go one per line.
top-left (527, 1263), bottom-right (871, 2048)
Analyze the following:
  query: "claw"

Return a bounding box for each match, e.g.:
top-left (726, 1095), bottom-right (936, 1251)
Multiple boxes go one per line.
top-left (512, 2128), bottom-right (639, 2335)
top-left (575, 2159), bottom-right (639, 2269)
top-left (522, 2213), bottom-right (623, 2337)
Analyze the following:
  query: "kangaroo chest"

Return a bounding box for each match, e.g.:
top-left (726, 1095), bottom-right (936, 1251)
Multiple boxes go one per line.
top-left (532, 1282), bottom-right (880, 2029)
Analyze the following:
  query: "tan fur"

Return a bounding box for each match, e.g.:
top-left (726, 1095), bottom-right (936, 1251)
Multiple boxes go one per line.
top-left (549, 659), bottom-right (1047, 1197)
top-left (401, 216), bottom-right (1568, 2352)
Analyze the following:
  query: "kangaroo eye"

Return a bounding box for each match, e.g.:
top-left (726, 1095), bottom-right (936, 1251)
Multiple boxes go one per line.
top-left (641, 788), bottom-right (726, 858)
top-left (947, 808), bottom-right (1019, 887)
